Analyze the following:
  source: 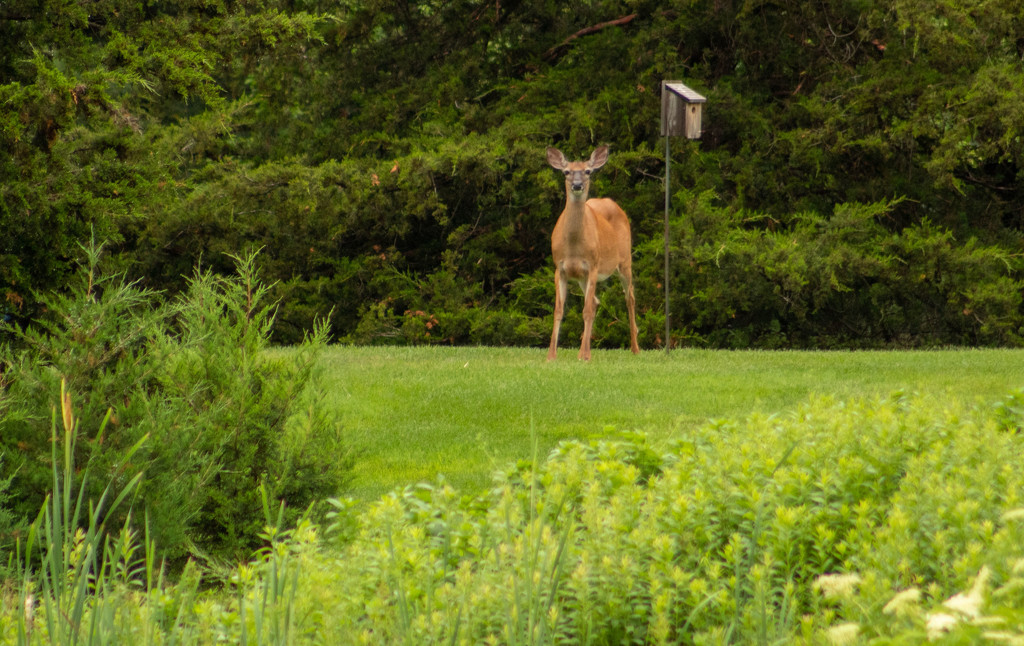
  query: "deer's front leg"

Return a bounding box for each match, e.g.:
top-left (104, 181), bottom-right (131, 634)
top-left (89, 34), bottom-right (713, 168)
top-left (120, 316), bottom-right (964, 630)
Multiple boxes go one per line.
top-left (579, 271), bottom-right (599, 361)
top-left (548, 267), bottom-right (567, 360)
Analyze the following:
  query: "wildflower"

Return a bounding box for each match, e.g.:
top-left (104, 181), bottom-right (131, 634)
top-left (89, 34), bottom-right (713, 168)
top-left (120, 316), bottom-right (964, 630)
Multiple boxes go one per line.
top-left (926, 612), bottom-right (959, 640)
top-left (1000, 508), bottom-right (1024, 523)
top-left (826, 622), bottom-right (860, 645)
top-left (982, 631), bottom-right (1024, 645)
top-left (883, 588), bottom-right (922, 616)
top-left (943, 566), bottom-right (990, 619)
top-left (248, 559), bottom-right (267, 577)
top-left (813, 573), bottom-right (863, 600)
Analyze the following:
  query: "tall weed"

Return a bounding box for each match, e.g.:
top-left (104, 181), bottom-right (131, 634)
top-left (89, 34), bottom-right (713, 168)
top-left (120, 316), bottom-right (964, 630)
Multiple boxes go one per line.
top-left (14, 380), bottom-right (144, 645)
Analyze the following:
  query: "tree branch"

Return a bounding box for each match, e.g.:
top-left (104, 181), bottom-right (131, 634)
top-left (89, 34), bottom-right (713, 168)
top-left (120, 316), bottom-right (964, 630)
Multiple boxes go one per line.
top-left (544, 14), bottom-right (637, 60)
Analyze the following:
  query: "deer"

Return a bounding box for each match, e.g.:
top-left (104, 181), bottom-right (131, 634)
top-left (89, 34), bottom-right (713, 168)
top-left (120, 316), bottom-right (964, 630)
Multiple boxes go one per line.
top-left (546, 145), bottom-right (639, 361)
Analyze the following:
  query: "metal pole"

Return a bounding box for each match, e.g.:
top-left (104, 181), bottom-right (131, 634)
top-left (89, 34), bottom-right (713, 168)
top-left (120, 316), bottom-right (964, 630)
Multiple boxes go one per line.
top-left (664, 135), bottom-right (671, 354)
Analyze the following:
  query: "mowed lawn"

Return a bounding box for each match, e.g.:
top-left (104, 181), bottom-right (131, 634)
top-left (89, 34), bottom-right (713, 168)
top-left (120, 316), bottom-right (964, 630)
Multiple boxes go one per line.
top-left (319, 346), bottom-right (1024, 500)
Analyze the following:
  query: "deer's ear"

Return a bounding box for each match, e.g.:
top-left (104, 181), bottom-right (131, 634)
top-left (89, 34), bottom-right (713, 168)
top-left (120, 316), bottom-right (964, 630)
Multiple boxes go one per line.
top-left (588, 146), bottom-right (609, 170)
top-left (546, 147), bottom-right (568, 170)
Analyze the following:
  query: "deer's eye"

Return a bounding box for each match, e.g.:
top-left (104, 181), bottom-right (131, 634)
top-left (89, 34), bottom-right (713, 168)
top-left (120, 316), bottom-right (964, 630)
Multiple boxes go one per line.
top-left (563, 170), bottom-right (570, 176)
top-left (584, 170), bottom-right (592, 175)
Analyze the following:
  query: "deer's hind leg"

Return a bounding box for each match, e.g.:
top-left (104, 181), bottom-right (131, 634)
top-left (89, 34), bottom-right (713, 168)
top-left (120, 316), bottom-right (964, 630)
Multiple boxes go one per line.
top-left (619, 264), bottom-right (640, 354)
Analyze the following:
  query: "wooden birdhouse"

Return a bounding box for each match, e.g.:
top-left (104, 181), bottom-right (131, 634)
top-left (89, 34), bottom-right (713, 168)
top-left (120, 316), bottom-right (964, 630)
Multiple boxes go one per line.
top-left (660, 80), bottom-right (708, 353)
top-left (661, 81), bottom-right (706, 139)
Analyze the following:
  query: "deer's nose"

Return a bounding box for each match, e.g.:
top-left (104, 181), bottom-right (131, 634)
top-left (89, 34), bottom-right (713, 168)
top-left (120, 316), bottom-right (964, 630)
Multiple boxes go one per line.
top-left (571, 182), bottom-right (583, 192)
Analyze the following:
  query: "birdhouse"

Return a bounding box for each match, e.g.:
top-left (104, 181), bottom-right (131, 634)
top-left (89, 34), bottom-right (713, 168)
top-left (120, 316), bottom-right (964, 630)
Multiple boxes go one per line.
top-left (661, 81), bottom-right (706, 139)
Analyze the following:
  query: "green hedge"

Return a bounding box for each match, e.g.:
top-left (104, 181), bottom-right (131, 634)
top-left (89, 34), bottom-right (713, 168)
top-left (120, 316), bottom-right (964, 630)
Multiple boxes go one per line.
top-left (5, 0), bottom-right (1024, 349)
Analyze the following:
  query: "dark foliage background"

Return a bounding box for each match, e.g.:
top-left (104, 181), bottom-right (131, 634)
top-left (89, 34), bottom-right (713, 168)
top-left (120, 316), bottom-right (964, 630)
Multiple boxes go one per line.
top-left (3, 0), bottom-right (1023, 349)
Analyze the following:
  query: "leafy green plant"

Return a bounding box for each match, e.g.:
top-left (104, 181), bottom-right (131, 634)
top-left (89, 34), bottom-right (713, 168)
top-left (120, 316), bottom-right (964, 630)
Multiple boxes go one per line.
top-left (205, 389), bottom-right (1019, 644)
top-left (0, 238), bottom-right (180, 556)
top-left (0, 455), bottom-right (19, 578)
top-left (153, 251), bottom-right (352, 562)
top-left (15, 380), bottom-right (145, 645)
top-left (0, 242), bottom-right (352, 565)
top-left (4, 384), bottom-right (1024, 644)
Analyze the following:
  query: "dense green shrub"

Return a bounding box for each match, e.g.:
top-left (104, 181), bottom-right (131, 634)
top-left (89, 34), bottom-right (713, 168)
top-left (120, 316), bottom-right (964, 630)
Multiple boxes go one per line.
top-left (151, 253), bottom-right (351, 560)
top-left (0, 243), bottom-right (351, 564)
top-left (5, 0), bottom-right (1024, 348)
top-left (227, 390), bottom-right (1024, 644)
top-left (4, 389), bottom-right (1024, 643)
top-left (0, 240), bottom-right (169, 551)
top-left (657, 191), bottom-right (1024, 348)
top-left (0, 456), bottom-right (15, 562)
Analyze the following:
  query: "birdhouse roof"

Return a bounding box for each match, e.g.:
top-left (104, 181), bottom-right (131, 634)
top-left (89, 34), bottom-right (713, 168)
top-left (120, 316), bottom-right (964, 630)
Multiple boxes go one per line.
top-left (664, 82), bottom-right (706, 103)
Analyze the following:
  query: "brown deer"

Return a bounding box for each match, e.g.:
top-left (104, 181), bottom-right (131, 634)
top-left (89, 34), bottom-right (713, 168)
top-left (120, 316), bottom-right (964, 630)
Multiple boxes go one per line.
top-left (546, 145), bottom-right (639, 361)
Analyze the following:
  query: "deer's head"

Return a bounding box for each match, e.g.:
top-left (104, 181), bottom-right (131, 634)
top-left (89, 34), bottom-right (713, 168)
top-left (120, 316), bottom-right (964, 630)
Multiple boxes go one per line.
top-left (547, 146), bottom-right (609, 200)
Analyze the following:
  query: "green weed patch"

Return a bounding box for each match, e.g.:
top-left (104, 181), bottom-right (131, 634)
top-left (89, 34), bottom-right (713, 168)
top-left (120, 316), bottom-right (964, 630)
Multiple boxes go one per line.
top-left (7, 390), bottom-right (1024, 644)
top-left (3, 341), bottom-right (1023, 643)
top-left (323, 346), bottom-right (1024, 499)
top-left (288, 392), bottom-right (1024, 644)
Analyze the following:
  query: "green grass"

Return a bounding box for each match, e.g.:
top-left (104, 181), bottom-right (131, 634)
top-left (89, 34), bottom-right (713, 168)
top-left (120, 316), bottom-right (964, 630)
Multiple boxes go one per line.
top-left (320, 346), bottom-right (1024, 500)
top-left (9, 348), bottom-right (1024, 644)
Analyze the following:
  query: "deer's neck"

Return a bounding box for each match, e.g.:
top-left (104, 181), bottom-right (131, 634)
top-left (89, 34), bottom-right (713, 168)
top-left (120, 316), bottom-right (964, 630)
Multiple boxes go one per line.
top-left (560, 193), bottom-right (589, 245)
